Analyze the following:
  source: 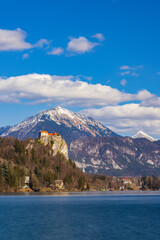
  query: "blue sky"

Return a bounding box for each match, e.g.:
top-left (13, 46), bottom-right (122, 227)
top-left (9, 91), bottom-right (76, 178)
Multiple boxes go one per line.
top-left (0, 0), bottom-right (160, 137)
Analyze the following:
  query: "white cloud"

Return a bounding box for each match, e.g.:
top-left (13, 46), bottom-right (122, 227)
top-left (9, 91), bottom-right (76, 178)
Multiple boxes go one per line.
top-left (119, 65), bottom-right (143, 78)
top-left (120, 71), bottom-right (131, 76)
top-left (0, 28), bottom-right (32, 51)
top-left (138, 90), bottom-right (160, 107)
top-left (66, 36), bottom-right (99, 54)
top-left (120, 65), bottom-right (144, 71)
top-left (136, 89), bottom-right (152, 101)
top-left (47, 47), bottom-right (64, 55)
top-left (0, 28), bottom-right (50, 52)
top-left (91, 33), bottom-right (105, 42)
top-left (82, 104), bottom-right (160, 136)
top-left (34, 39), bottom-right (50, 48)
top-left (120, 65), bottom-right (131, 70)
top-left (0, 93), bottom-right (20, 103)
top-left (134, 89), bottom-right (160, 107)
top-left (120, 79), bottom-right (127, 86)
top-left (22, 53), bottom-right (29, 59)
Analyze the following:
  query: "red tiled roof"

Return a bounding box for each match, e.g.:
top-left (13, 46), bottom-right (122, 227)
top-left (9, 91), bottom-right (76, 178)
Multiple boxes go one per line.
top-left (40, 131), bottom-right (60, 136)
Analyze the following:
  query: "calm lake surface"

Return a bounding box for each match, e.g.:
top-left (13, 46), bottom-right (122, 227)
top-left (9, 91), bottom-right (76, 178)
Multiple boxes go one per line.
top-left (0, 192), bottom-right (160, 240)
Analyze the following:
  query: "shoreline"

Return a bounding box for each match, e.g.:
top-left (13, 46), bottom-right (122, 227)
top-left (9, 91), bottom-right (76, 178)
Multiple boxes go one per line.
top-left (0, 190), bottom-right (160, 196)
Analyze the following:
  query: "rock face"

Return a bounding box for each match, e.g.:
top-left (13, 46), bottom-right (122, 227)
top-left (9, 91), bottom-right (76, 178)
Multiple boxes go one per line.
top-left (0, 106), bottom-right (118, 144)
top-left (69, 136), bottom-right (160, 176)
top-left (39, 131), bottom-right (68, 160)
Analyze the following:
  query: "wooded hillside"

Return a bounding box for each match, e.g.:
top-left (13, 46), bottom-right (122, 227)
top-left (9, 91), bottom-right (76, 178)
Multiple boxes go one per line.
top-left (0, 137), bottom-right (116, 192)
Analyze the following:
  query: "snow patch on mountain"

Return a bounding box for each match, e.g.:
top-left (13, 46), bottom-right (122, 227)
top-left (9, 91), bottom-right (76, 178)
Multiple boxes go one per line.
top-left (132, 131), bottom-right (157, 142)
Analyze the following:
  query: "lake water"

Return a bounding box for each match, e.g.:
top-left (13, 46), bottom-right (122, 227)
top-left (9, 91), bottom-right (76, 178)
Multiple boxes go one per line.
top-left (0, 192), bottom-right (160, 240)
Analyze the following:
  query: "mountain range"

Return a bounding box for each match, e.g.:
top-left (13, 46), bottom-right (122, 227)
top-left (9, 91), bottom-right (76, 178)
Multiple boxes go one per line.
top-left (0, 106), bottom-right (159, 176)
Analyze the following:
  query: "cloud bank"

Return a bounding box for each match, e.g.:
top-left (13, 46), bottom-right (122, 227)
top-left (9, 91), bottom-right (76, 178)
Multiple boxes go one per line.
top-left (0, 73), bottom-right (159, 107)
top-left (0, 73), bottom-right (133, 106)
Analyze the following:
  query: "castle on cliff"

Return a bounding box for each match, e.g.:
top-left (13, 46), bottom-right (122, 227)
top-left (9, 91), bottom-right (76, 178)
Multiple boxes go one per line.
top-left (39, 130), bottom-right (61, 138)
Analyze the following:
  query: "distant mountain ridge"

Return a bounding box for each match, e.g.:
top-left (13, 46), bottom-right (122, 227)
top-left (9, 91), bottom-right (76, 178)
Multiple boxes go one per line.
top-left (132, 131), bottom-right (157, 142)
top-left (70, 136), bottom-right (160, 176)
top-left (0, 106), bottom-right (118, 144)
top-left (0, 126), bottom-right (11, 135)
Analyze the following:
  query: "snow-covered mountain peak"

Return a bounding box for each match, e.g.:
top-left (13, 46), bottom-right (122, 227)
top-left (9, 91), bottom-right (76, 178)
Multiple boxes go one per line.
top-left (0, 106), bottom-right (118, 140)
top-left (132, 131), bottom-right (156, 142)
top-left (55, 106), bottom-right (75, 119)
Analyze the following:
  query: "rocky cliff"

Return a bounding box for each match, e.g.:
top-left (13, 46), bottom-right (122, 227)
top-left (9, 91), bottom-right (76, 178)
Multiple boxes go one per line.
top-left (39, 133), bottom-right (68, 160)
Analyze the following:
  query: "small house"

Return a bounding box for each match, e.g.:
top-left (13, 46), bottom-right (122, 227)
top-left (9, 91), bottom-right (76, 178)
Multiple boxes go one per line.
top-left (24, 176), bottom-right (30, 188)
top-left (122, 177), bottom-right (132, 184)
top-left (54, 180), bottom-right (64, 189)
